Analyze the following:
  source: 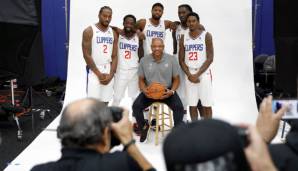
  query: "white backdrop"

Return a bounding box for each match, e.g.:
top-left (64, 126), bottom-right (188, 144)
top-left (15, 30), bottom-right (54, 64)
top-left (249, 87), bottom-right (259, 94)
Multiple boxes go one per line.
top-left (5, 0), bottom-right (258, 170)
top-left (64, 0), bottom-right (258, 123)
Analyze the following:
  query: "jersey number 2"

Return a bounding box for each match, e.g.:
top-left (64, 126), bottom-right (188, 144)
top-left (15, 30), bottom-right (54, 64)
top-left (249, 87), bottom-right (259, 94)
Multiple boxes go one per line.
top-left (189, 52), bottom-right (198, 61)
top-left (125, 50), bottom-right (131, 59)
top-left (103, 45), bottom-right (108, 54)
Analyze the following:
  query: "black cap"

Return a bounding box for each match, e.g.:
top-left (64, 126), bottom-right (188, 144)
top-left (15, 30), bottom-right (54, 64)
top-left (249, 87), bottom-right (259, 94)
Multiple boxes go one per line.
top-left (163, 119), bottom-right (249, 171)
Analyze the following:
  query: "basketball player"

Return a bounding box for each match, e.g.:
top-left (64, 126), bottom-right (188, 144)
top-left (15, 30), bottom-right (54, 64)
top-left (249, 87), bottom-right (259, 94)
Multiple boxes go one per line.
top-left (136, 2), bottom-right (175, 56)
top-left (172, 5), bottom-right (205, 121)
top-left (82, 6), bottom-right (118, 104)
top-left (112, 15), bottom-right (143, 106)
top-left (179, 12), bottom-right (214, 120)
top-left (172, 4), bottom-right (193, 121)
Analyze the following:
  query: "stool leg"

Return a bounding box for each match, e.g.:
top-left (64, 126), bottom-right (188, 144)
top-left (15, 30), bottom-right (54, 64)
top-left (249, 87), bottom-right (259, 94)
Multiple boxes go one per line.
top-left (161, 104), bottom-right (165, 136)
top-left (155, 104), bottom-right (160, 145)
top-left (169, 108), bottom-right (173, 129)
top-left (148, 106), bottom-right (153, 141)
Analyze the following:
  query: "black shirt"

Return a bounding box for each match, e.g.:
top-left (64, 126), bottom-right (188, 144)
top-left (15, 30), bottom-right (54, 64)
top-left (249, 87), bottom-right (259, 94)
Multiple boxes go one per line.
top-left (31, 148), bottom-right (142, 171)
top-left (269, 125), bottom-right (298, 171)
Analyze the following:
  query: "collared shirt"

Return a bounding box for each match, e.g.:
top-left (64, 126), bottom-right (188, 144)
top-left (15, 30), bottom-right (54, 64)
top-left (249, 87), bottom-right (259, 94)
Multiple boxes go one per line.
top-left (138, 53), bottom-right (179, 88)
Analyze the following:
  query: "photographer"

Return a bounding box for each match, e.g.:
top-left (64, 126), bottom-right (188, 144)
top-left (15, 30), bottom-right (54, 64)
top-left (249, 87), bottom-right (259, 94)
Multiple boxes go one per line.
top-left (31, 98), bottom-right (155, 171)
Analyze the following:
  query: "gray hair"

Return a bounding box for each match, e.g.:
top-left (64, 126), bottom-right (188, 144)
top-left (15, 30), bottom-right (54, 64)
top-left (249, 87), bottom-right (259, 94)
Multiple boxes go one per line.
top-left (57, 98), bottom-right (113, 148)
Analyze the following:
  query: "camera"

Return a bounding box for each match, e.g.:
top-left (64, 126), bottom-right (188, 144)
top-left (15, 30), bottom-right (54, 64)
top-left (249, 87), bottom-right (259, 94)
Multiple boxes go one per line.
top-left (109, 106), bottom-right (123, 122)
top-left (236, 127), bottom-right (249, 147)
top-left (108, 106), bottom-right (124, 147)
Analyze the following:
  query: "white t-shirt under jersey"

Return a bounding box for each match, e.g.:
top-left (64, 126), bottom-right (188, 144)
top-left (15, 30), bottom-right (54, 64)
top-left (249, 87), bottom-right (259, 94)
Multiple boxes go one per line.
top-left (91, 24), bottom-right (114, 66)
top-left (183, 31), bottom-right (207, 69)
top-left (117, 34), bottom-right (139, 70)
top-left (143, 19), bottom-right (166, 55)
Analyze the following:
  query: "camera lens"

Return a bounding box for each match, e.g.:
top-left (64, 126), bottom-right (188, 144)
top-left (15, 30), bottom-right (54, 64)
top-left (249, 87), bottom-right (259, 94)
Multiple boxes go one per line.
top-left (109, 106), bottom-right (123, 122)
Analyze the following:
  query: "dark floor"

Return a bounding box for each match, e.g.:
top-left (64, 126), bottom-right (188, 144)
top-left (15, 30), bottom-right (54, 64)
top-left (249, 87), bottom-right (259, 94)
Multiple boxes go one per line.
top-left (0, 87), bottom-right (63, 170)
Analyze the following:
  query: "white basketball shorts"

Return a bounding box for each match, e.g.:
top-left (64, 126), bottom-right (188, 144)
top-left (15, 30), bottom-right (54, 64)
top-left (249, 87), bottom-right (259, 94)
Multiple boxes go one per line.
top-left (185, 68), bottom-right (213, 107)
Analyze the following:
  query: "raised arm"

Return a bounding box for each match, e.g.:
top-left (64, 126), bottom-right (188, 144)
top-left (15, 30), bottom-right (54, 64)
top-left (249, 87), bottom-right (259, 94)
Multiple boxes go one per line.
top-left (164, 20), bottom-right (177, 31)
top-left (136, 19), bottom-right (146, 31)
top-left (256, 96), bottom-right (287, 143)
top-left (195, 32), bottom-right (214, 77)
top-left (111, 109), bottom-right (155, 171)
top-left (110, 25), bottom-right (122, 35)
top-left (135, 19), bottom-right (146, 41)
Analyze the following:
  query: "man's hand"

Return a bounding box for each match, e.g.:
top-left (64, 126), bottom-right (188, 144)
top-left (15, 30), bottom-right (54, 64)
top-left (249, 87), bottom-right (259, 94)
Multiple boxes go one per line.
top-left (112, 107), bottom-right (156, 171)
top-left (187, 74), bottom-right (200, 83)
top-left (159, 89), bottom-right (173, 100)
top-left (142, 87), bottom-right (152, 99)
top-left (169, 22), bottom-right (178, 31)
top-left (136, 30), bottom-right (145, 41)
top-left (110, 108), bottom-right (133, 145)
top-left (244, 125), bottom-right (278, 171)
top-left (100, 73), bottom-right (113, 85)
top-left (256, 95), bottom-right (287, 143)
top-left (96, 73), bottom-right (106, 83)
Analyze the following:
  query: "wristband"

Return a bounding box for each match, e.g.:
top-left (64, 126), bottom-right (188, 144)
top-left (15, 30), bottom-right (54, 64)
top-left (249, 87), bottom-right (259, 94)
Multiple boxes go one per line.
top-left (171, 90), bottom-right (175, 95)
top-left (123, 139), bottom-right (136, 151)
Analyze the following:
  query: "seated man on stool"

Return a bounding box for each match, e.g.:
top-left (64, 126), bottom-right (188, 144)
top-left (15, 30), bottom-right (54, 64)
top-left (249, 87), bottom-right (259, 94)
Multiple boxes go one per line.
top-left (133, 38), bottom-right (184, 143)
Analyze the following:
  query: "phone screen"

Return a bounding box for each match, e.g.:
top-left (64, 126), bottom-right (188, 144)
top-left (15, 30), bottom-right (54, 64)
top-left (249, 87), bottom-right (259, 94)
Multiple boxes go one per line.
top-left (272, 99), bottom-right (298, 119)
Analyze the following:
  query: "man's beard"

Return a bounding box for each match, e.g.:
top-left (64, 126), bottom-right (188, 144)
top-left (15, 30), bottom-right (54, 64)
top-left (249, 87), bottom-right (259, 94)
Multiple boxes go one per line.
top-left (124, 27), bottom-right (132, 33)
top-left (152, 15), bottom-right (161, 20)
top-left (101, 21), bottom-right (109, 27)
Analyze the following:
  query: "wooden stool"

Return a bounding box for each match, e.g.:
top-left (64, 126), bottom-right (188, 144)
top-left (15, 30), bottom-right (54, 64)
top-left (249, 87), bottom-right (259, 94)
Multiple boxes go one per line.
top-left (148, 102), bottom-right (173, 145)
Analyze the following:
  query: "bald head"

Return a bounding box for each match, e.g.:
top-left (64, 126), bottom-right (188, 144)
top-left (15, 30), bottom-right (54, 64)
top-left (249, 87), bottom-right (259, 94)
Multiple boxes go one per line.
top-left (64, 98), bottom-right (104, 123)
top-left (58, 98), bottom-right (112, 148)
top-left (151, 38), bottom-right (164, 45)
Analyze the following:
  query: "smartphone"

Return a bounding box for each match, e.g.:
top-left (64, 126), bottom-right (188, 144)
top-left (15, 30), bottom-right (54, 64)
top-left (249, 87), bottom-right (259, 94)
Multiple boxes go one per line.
top-left (272, 99), bottom-right (298, 119)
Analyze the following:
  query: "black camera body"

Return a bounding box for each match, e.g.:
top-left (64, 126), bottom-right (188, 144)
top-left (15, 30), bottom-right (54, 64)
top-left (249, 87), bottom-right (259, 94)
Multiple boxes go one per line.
top-left (109, 106), bottom-right (123, 148)
top-left (110, 106), bottom-right (123, 122)
top-left (236, 127), bottom-right (249, 148)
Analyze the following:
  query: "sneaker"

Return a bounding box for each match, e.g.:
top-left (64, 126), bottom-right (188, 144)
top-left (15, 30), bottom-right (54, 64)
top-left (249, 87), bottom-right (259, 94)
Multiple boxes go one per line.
top-left (140, 123), bottom-right (149, 142)
top-left (150, 119), bottom-right (161, 131)
top-left (183, 114), bottom-right (188, 123)
top-left (133, 123), bottom-right (141, 136)
top-left (150, 119), bottom-right (156, 126)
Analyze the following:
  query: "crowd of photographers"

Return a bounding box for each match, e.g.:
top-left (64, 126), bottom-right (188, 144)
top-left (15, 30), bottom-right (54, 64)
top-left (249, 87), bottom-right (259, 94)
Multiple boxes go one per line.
top-left (30, 96), bottom-right (298, 171)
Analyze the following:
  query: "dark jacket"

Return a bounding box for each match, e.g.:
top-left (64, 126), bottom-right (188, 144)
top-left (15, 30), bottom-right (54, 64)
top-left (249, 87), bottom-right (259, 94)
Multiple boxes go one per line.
top-left (270, 120), bottom-right (298, 171)
top-left (31, 148), bottom-right (142, 171)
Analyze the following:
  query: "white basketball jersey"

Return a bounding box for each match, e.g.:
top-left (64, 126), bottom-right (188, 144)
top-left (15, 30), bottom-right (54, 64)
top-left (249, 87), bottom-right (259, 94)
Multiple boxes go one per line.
top-left (143, 19), bottom-right (166, 55)
top-left (176, 25), bottom-right (188, 55)
top-left (184, 31), bottom-right (207, 69)
top-left (91, 24), bottom-right (114, 66)
top-left (118, 34), bottom-right (139, 69)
